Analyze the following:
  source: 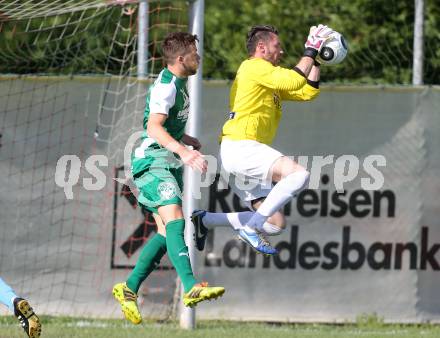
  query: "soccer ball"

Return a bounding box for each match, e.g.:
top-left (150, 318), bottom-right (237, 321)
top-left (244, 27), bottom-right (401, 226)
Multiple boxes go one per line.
top-left (317, 31), bottom-right (348, 65)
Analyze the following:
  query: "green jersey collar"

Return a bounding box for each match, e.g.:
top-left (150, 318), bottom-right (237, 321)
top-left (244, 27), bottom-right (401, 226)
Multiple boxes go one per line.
top-left (164, 67), bottom-right (188, 86)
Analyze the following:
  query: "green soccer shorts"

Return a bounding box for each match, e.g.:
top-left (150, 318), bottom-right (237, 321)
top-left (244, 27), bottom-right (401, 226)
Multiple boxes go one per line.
top-left (134, 166), bottom-right (184, 214)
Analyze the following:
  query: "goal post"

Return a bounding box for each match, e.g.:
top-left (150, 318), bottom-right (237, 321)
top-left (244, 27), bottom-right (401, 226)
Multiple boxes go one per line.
top-left (137, 0), bottom-right (149, 79)
top-left (180, 0), bottom-right (205, 330)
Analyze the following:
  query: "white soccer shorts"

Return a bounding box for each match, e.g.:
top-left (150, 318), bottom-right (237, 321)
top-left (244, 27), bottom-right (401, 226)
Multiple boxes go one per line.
top-left (219, 139), bottom-right (283, 209)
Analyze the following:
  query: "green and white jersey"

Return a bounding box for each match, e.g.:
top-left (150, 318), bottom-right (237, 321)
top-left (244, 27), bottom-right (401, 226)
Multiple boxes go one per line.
top-left (132, 68), bottom-right (189, 177)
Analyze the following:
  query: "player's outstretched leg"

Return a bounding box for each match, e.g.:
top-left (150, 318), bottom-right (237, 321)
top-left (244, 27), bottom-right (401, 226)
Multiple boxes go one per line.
top-left (191, 210), bottom-right (278, 255)
top-left (194, 211), bottom-right (277, 255)
top-left (13, 298), bottom-right (41, 338)
top-left (192, 209), bottom-right (284, 253)
top-left (112, 283), bottom-right (142, 324)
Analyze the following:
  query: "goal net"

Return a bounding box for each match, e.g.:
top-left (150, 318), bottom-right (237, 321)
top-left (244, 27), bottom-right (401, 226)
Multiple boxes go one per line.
top-left (0, 0), bottom-right (188, 319)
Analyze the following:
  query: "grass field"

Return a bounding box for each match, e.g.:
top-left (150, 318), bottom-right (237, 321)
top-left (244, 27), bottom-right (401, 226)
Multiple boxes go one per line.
top-left (1, 316), bottom-right (440, 338)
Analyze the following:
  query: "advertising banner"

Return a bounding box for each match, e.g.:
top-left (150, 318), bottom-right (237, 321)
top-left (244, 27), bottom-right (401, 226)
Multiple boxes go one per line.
top-left (0, 78), bottom-right (438, 322)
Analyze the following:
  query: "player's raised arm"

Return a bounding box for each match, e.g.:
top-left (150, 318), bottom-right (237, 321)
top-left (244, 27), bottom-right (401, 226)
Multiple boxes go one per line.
top-left (279, 62), bottom-right (321, 101)
top-left (296, 24), bottom-right (334, 76)
top-left (278, 25), bottom-right (333, 101)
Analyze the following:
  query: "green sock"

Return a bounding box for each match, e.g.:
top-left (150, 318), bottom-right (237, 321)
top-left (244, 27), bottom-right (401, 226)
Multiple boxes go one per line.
top-left (166, 219), bottom-right (197, 293)
top-left (126, 233), bottom-right (167, 293)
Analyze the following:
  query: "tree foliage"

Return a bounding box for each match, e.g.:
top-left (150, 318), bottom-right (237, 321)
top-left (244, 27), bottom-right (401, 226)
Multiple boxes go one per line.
top-left (203, 0), bottom-right (439, 84)
top-left (0, 0), bottom-right (438, 84)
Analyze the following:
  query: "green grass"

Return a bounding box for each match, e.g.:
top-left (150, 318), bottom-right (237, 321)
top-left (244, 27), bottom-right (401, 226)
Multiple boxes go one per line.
top-left (1, 316), bottom-right (440, 338)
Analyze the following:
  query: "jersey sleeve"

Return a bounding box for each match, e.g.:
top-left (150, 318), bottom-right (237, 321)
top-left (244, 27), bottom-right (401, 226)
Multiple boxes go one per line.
top-left (280, 82), bottom-right (320, 101)
top-left (252, 64), bottom-right (308, 92)
top-left (148, 83), bottom-right (177, 115)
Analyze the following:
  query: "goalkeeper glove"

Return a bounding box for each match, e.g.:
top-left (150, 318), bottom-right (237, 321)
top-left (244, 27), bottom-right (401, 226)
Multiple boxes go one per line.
top-left (304, 24), bottom-right (334, 59)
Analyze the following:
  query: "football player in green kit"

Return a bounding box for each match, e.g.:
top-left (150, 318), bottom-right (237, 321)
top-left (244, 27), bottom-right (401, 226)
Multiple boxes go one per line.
top-left (113, 32), bottom-right (224, 324)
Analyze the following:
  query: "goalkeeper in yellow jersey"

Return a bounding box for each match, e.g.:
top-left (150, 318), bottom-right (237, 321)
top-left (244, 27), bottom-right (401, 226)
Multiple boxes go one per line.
top-left (192, 24), bottom-right (333, 255)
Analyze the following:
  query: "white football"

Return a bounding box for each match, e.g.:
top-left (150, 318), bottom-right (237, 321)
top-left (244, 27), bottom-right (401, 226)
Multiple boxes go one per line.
top-left (317, 31), bottom-right (348, 65)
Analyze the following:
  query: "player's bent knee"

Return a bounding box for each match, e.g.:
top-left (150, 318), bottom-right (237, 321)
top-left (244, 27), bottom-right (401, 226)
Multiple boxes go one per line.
top-left (267, 212), bottom-right (286, 229)
top-left (271, 157), bottom-right (308, 181)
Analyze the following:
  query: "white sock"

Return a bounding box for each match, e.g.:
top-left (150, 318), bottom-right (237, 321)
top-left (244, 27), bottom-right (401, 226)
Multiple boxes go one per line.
top-left (246, 170), bottom-right (310, 230)
top-left (203, 211), bottom-right (253, 230)
top-left (203, 211), bottom-right (284, 235)
top-left (209, 213), bottom-right (258, 235)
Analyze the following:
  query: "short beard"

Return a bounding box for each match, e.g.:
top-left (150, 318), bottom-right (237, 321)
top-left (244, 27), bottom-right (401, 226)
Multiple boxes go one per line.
top-left (263, 53), bottom-right (276, 66)
top-left (183, 63), bottom-right (197, 76)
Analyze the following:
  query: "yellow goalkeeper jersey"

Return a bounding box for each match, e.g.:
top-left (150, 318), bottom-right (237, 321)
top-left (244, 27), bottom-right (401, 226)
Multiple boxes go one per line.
top-left (220, 57), bottom-right (320, 145)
